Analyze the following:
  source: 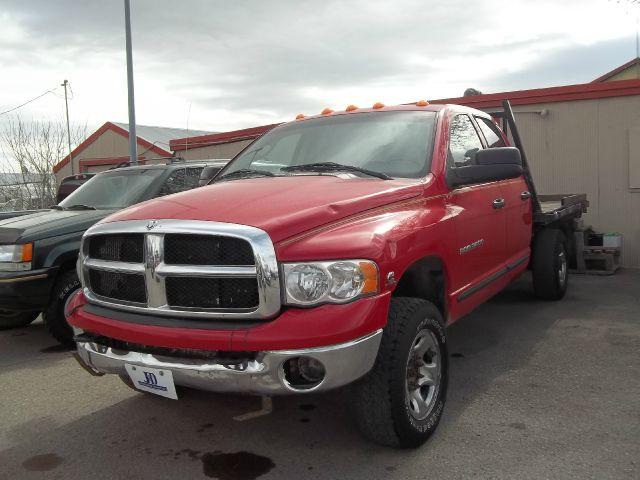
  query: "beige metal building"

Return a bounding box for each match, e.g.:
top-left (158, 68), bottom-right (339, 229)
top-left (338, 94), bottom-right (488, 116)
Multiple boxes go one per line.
top-left (53, 122), bottom-right (212, 183)
top-left (167, 59), bottom-right (640, 268)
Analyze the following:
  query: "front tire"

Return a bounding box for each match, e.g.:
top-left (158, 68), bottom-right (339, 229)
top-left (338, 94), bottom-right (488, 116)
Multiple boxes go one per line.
top-left (532, 228), bottom-right (568, 301)
top-left (43, 270), bottom-right (81, 345)
top-left (0, 310), bottom-right (39, 330)
top-left (350, 297), bottom-right (448, 448)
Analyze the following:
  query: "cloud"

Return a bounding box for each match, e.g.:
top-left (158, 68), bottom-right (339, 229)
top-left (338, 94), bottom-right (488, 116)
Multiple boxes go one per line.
top-left (0, 0), bottom-right (637, 133)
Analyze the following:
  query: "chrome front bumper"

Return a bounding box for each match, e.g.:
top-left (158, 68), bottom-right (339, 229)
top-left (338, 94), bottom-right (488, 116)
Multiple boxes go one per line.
top-left (74, 329), bottom-right (382, 395)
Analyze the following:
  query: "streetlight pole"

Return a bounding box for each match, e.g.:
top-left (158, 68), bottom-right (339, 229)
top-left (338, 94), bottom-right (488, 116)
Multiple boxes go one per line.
top-left (61, 79), bottom-right (74, 174)
top-left (124, 0), bottom-right (138, 165)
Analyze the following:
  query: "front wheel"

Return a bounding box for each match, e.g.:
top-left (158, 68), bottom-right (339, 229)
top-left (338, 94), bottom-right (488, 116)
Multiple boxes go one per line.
top-left (350, 297), bottom-right (448, 448)
top-left (43, 270), bottom-right (81, 345)
top-left (0, 310), bottom-right (39, 330)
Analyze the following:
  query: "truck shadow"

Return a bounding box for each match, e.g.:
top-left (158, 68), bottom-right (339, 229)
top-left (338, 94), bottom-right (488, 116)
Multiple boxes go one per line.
top-left (1, 274), bottom-right (573, 479)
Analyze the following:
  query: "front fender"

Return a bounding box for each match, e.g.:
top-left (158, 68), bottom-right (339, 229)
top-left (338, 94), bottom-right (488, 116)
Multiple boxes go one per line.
top-left (275, 195), bottom-right (456, 296)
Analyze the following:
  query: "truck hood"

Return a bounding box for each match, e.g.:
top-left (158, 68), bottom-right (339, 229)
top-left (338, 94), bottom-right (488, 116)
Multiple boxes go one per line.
top-left (0, 209), bottom-right (114, 243)
top-left (103, 176), bottom-right (424, 243)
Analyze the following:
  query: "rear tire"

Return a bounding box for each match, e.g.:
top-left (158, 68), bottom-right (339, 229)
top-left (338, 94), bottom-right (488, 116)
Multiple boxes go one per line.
top-left (0, 310), bottom-right (39, 330)
top-left (532, 228), bottom-right (568, 301)
top-left (350, 297), bottom-right (448, 448)
top-left (43, 270), bottom-right (81, 345)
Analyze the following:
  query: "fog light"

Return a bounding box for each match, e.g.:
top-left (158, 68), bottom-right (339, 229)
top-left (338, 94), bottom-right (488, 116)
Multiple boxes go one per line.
top-left (283, 356), bottom-right (326, 390)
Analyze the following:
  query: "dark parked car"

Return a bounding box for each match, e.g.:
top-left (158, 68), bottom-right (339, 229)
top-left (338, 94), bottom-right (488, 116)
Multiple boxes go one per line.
top-left (0, 161), bottom-right (218, 343)
top-left (56, 173), bottom-right (96, 203)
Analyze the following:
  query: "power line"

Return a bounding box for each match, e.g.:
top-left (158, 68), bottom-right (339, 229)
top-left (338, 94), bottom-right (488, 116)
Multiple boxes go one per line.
top-left (0, 87), bottom-right (59, 117)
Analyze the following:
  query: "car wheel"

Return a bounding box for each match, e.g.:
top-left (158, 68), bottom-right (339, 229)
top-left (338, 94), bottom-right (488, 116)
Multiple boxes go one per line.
top-left (0, 310), bottom-right (39, 330)
top-left (350, 297), bottom-right (448, 448)
top-left (43, 270), bottom-right (81, 345)
top-left (532, 228), bottom-right (568, 301)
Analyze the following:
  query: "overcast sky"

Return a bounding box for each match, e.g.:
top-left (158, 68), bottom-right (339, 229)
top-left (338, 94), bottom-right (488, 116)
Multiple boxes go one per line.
top-left (0, 0), bottom-right (638, 134)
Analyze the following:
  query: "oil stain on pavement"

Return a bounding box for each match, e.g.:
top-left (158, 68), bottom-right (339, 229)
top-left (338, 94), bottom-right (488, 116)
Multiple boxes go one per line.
top-left (201, 451), bottom-right (275, 480)
top-left (22, 453), bottom-right (64, 471)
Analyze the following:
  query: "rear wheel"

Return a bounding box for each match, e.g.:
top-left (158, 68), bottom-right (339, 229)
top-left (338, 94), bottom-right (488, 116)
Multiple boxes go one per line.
top-left (0, 310), bottom-right (39, 330)
top-left (532, 228), bottom-right (568, 300)
top-left (43, 270), bottom-right (81, 345)
top-left (350, 297), bottom-right (448, 448)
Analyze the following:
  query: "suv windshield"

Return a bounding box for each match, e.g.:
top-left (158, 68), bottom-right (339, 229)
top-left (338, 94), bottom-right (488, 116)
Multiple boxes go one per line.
top-left (59, 168), bottom-right (164, 209)
top-left (222, 111), bottom-right (437, 179)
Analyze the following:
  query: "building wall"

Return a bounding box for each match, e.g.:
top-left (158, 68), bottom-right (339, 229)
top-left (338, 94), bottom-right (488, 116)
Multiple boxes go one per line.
top-left (54, 130), bottom-right (167, 183)
top-left (177, 139), bottom-right (253, 161)
top-left (604, 64), bottom-right (640, 82)
top-left (506, 97), bottom-right (640, 267)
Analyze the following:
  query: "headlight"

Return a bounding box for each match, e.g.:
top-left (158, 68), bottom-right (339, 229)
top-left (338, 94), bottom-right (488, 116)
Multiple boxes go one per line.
top-left (0, 243), bottom-right (33, 271)
top-left (283, 260), bottom-right (378, 306)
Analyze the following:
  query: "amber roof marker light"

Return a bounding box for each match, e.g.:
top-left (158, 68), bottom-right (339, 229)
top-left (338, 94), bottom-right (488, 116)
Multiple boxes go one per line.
top-left (345, 104), bottom-right (358, 112)
top-left (372, 102), bottom-right (385, 109)
top-left (416, 100), bottom-right (430, 106)
top-left (321, 108), bottom-right (334, 115)
top-left (295, 113), bottom-right (306, 120)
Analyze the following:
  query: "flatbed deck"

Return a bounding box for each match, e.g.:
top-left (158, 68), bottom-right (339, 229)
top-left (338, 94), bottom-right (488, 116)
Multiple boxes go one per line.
top-left (534, 193), bottom-right (589, 225)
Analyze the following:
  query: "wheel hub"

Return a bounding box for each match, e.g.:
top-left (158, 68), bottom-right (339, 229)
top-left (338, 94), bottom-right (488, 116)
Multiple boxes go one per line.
top-left (405, 328), bottom-right (441, 421)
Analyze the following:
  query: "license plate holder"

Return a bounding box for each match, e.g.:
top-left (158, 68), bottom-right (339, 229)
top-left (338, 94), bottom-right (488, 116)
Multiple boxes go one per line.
top-left (124, 364), bottom-right (178, 400)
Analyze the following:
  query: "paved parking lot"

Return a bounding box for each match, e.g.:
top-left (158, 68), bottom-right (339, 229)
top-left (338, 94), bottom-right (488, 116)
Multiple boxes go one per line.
top-left (0, 271), bottom-right (638, 480)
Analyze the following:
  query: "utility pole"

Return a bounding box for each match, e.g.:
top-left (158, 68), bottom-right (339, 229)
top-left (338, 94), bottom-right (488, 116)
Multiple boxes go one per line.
top-left (124, 0), bottom-right (138, 165)
top-left (61, 79), bottom-right (74, 175)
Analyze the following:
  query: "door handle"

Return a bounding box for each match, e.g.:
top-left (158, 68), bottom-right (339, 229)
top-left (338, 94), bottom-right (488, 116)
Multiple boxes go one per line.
top-left (520, 191), bottom-right (531, 200)
top-left (492, 198), bottom-right (505, 209)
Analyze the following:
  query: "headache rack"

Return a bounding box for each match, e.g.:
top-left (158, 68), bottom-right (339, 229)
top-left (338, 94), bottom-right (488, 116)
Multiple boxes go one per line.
top-left (492, 100), bottom-right (589, 226)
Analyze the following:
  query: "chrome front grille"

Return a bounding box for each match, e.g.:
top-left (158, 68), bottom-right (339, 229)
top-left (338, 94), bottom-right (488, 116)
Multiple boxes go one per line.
top-left (79, 220), bottom-right (281, 319)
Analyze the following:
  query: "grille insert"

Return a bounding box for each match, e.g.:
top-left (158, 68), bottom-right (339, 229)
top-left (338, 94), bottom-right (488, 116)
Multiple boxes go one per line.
top-left (164, 234), bottom-right (254, 266)
top-left (89, 234), bottom-right (144, 263)
top-left (166, 277), bottom-right (259, 309)
top-left (89, 269), bottom-right (146, 304)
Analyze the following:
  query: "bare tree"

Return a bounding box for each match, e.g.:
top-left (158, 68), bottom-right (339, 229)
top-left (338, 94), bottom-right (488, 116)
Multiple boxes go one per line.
top-left (0, 115), bottom-right (87, 210)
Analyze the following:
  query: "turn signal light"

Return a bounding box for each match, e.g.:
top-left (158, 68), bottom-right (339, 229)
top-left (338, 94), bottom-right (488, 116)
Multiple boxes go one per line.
top-left (416, 99), bottom-right (429, 106)
top-left (345, 104), bottom-right (358, 112)
top-left (372, 102), bottom-right (385, 109)
top-left (321, 108), bottom-right (334, 115)
top-left (21, 243), bottom-right (33, 262)
top-left (295, 113), bottom-right (306, 120)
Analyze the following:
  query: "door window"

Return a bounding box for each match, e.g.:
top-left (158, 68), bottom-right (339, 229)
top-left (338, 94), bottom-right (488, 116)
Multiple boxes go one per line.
top-left (475, 117), bottom-right (507, 148)
top-left (159, 167), bottom-right (204, 196)
top-left (448, 114), bottom-right (483, 166)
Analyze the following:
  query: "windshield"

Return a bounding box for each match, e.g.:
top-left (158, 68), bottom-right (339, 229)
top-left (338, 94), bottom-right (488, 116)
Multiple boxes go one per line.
top-left (59, 169), bottom-right (164, 209)
top-left (222, 111), bottom-right (437, 179)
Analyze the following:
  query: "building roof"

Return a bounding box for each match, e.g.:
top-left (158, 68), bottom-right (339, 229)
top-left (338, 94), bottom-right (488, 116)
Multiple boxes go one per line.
top-left (53, 122), bottom-right (214, 173)
top-left (592, 58), bottom-right (640, 83)
top-left (170, 78), bottom-right (640, 152)
top-left (112, 123), bottom-right (213, 152)
top-left (429, 78), bottom-right (640, 110)
top-left (170, 123), bottom-right (281, 151)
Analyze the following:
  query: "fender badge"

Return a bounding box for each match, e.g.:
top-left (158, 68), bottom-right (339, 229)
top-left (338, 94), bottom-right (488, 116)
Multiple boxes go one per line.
top-left (146, 220), bottom-right (160, 231)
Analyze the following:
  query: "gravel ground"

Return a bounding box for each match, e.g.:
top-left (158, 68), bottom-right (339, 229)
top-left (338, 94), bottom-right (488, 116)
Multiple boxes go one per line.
top-left (0, 270), bottom-right (638, 480)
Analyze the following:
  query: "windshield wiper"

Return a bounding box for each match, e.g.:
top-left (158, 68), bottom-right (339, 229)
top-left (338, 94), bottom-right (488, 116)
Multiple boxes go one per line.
top-left (50, 205), bottom-right (65, 210)
top-left (281, 162), bottom-right (392, 180)
top-left (63, 204), bottom-right (96, 210)
top-left (217, 169), bottom-right (276, 182)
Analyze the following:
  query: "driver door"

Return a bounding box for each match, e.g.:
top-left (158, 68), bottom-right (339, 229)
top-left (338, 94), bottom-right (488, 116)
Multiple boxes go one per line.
top-left (446, 114), bottom-right (507, 304)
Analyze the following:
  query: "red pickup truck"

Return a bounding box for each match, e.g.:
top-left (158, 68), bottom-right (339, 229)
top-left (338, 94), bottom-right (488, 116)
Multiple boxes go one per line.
top-left (67, 100), bottom-right (586, 447)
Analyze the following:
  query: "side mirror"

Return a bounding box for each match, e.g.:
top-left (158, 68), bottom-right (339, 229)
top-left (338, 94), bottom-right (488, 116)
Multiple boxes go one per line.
top-left (449, 147), bottom-right (523, 187)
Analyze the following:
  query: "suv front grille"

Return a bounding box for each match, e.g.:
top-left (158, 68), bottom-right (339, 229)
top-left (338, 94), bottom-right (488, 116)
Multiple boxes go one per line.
top-left (88, 269), bottom-right (147, 304)
top-left (164, 234), bottom-right (254, 265)
top-left (80, 220), bottom-right (281, 320)
top-left (166, 277), bottom-right (259, 309)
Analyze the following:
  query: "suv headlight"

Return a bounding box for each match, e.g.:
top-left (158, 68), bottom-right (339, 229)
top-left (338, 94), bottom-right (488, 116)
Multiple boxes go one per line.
top-left (283, 260), bottom-right (379, 306)
top-left (0, 243), bottom-right (33, 271)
